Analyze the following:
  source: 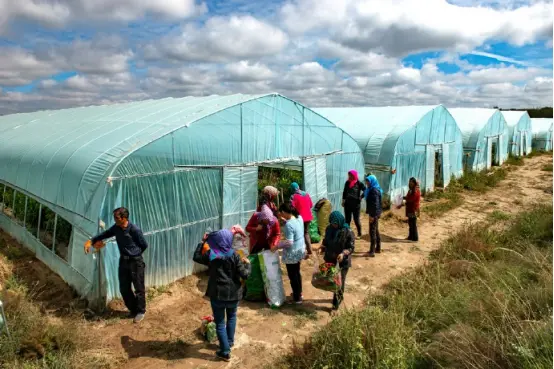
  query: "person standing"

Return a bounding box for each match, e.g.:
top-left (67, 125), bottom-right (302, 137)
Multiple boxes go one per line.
top-left (85, 207), bottom-right (148, 323)
top-left (398, 177), bottom-right (421, 242)
top-left (364, 175), bottom-right (383, 257)
top-left (290, 182), bottom-right (314, 257)
top-left (272, 202), bottom-right (306, 304)
top-left (319, 211), bottom-right (355, 310)
top-left (258, 185), bottom-right (279, 215)
top-left (193, 229), bottom-right (251, 362)
top-left (342, 170), bottom-right (366, 239)
top-left (245, 206), bottom-right (281, 254)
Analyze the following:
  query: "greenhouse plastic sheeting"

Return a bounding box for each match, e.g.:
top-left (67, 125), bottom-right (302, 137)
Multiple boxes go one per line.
top-left (502, 111), bottom-right (533, 156)
top-left (315, 105), bottom-right (463, 198)
top-left (0, 93), bottom-right (364, 303)
top-left (531, 118), bottom-right (553, 151)
top-left (449, 108), bottom-right (509, 171)
top-left (303, 157), bottom-right (328, 204)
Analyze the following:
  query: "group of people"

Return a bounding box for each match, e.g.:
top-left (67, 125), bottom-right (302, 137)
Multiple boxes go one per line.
top-left (342, 170), bottom-right (421, 255)
top-left (83, 171), bottom-right (421, 362)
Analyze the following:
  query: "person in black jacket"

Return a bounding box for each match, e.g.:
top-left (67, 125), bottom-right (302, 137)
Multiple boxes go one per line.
top-left (342, 170), bottom-right (366, 239)
top-left (319, 211), bottom-right (355, 310)
top-left (364, 175), bottom-right (383, 257)
top-left (85, 207), bottom-right (148, 323)
top-left (193, 229), bottom-right (251, 362)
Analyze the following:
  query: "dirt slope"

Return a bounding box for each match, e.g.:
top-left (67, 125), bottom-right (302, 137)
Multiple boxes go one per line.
top-left (2, 155), bottom-right (552, 369)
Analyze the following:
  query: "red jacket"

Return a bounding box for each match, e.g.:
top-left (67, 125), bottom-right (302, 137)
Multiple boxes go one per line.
top-left (246, 214), bottom-right (281, 254)
top-left (405, 188), bottom-right (421, 216)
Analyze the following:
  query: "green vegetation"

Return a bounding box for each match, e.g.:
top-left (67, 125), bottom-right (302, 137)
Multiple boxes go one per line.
top-left (505, 156), bottom-right (525, 166)
top-left (498, 107), bottom-right (553, 118)
top-left (274, 204), bottom-right (553, 369)
top-left (423, 168), bottom-right (507, 218)
top-left (541, 164), bottom-right (553, 172)
top-left (258, 167), bottom-right (303, 203)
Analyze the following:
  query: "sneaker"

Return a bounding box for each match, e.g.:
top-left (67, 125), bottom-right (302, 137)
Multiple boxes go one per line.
top-left (133, 312), bottom-right (145, 323)
top-left (216, 351), bottom-right (231, 362)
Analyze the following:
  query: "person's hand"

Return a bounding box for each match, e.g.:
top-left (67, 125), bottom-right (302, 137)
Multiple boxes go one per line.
top-left (92, 241), bottom-right (105, 253)
top-left (256, 224), bottom-right (263, 231)
top-left (202, 232), bottom-right (209, 242)
top-left (337, 253), bottom-right (344, 263)
top-left (241, 257), bottom-right (250, 264)
top-left (270, 245), bottom-right (278, 253)
top-left (84, 240), bottom-right (92, 254)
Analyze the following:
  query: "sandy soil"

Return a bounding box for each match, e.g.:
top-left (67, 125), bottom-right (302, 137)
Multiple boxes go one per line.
top-left (1, 154), bottom-right (552, 369)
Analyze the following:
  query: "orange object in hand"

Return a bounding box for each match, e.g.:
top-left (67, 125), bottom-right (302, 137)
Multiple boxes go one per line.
top-left (84, 240), bottom-right (92, 254)
top-left (201, 243), bottom-right (210, 255)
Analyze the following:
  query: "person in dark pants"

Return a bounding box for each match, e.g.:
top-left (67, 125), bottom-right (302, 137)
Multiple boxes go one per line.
top-left (85, 207), bottom-right (148, 323)
top-left (398, 177), bottom-right (421, 241)
top-left (364, 175), bottom-right (383, 257)
top-left (319, 211), bottom-right (355, 310)
top-left (193, 229), bottom-right (251, 362)
top-left (342, 170), bottom-right (366, 239)
top-left (273, 202), bottom-right (307, 304)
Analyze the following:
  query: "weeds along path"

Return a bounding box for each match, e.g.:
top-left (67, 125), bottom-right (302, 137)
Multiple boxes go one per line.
top-left (1, 154), bottom-right (551, 369)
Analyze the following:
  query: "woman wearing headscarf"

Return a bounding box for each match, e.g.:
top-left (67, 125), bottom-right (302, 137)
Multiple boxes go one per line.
top-left (193, 229), bottom-right (251, 362)
top-left (290, 182), bottom-right (314, 257)
top-left (364, 175), bottom-right (383, 257)
top-left (245, 206), bottom-right (281, 254)
top-left (272, 202), bottom-right (306, 304)
top-left (319, 211), bottom-right (355, 310)
top-left (398, 177), bottom-right (421, 242)
top-left (257, 185), bottom-right (279, 215)
top-left (342, 170), bottom-right (366, 239)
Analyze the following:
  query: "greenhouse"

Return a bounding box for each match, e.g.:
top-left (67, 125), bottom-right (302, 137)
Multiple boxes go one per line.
top-left (448, 108), bottom-right (509, 171)
top-left (531, 118), bottom-right (553, 151)
top-left (314, 105), bottom-right (464, 197)
top-left (501, 111), bottom-right (533, 156)
top-left (0, 93), bottom-right (364, 307)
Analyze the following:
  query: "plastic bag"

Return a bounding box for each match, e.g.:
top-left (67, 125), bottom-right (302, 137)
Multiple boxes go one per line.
top-left (244, 255), bottom-right (265, 301)
top-left (259, 250), bottom-right (286, 308)
top-left (309, 210), bottom-right (321, 243)
top-left (393, 193), bottom-right (404, 208)
top-left (311, 260), bottom-right (342, 292)
top-left (200, 316), bottom-right (217, 343)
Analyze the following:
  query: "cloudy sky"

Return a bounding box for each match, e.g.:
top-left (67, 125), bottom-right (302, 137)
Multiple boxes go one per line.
top-left (0, 0), bottom-right (552, 114)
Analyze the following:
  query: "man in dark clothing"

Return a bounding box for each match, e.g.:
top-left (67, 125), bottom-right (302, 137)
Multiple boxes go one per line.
top-left (85, 207), bottom-right (148, 323)
top-left (364, 175), bottom-right (383, 257)
top-left (342, 170), bottom-right (366, 239)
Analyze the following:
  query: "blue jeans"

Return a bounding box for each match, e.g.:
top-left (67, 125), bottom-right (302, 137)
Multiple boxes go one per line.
top-left (210, 299), bottom-right (239, 355)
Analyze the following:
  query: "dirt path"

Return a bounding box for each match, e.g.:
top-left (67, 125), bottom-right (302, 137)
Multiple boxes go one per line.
top-left (11, 155), bottom-right (554, 369)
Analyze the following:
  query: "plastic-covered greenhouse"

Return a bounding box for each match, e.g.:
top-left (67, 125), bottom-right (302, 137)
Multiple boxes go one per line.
top-left (531, 118), bottom-right (553, 151)
top-left (501, 111), bottom-right (532, 156)
top-left (448, 108), bottom-right (509, 171)
top-left (0, 93), bottom-right (364, 307)
top-left (314, 105), bottom-right (464, 197)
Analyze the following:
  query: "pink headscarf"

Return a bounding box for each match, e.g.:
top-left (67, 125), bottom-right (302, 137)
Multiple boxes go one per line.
top-left (257, 205), bottom-right (277, 238)
top-left (348, 170), bottom-right (359, 188)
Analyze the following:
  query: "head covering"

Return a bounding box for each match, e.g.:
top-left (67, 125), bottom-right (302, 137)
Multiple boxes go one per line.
top-left (206, 229), bottom-right (234, 260)
top-left (325, 210), bottom-right (350, 243)
top-left (262, 186), bottom-right (279, 199)
top-left (290, 182), bottom-right (306, 197)
top-left (347, 170), bottom-right (359, 188)
top-left (408, 177), bottom-right (420, 193)
top-left (257, 205), bottom-right (277, 238)
top-left (364, 175), bottom-right (383, 198)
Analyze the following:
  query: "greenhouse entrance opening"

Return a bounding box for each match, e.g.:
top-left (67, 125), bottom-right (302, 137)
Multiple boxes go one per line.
top-left (258, 165), bottom-right (303, 207)
top-left (491, 138), bottom-right (499, 167)
top-left (434, 151), bottom-right (444, 189)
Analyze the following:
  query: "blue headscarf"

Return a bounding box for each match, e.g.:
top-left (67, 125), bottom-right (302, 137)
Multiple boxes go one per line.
top-left (290, 182), bottom-right (306, 196)
top-left (325, 211), bottom-right (350, 243)
top-left (206, 229), bottom-right (235, 261)
top-left (364, 175), bottom-right (383, 198)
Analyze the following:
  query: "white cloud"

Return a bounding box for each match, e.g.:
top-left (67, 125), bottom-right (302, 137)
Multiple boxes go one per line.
top-left (281, 0), bottom-right (553, 57)
top-left (0, 0), bottom-right (205, 34)
top-left (0, 48), bottom-right (58, 85)
top-left (223, 61), bottom-right (275, 82)
top-left (144, 15), bottom-right (288, 63)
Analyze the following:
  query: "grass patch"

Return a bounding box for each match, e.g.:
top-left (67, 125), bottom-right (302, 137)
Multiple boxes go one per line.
top-left (505, 156), bottom-right (525, 166)
top-left (541, 164), bottom-right (553, 172)
top-left (274, 204), bottom-right (553, 369)
top-left (146, 285), bottom-right (170, 302)
top-left (488, 210), bottom-right (511, 221)
top-left (423, 192), bottom-right (464, 218)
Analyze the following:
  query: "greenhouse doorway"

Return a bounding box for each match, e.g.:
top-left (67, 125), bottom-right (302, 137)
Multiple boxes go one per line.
top-left (257, 165), bottom-right (303, 206)
top-left (434, 151), bottom-right (444, 189)
top-left (491, 138), bottom-right (499, 167)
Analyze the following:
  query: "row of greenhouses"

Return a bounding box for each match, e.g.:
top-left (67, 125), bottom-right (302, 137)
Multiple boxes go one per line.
top-left (0, 93), bottom-right (550, 307)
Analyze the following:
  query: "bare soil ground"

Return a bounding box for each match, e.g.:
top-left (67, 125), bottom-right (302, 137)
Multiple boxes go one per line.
top-left (0, 154), bottom-right (552, 369)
